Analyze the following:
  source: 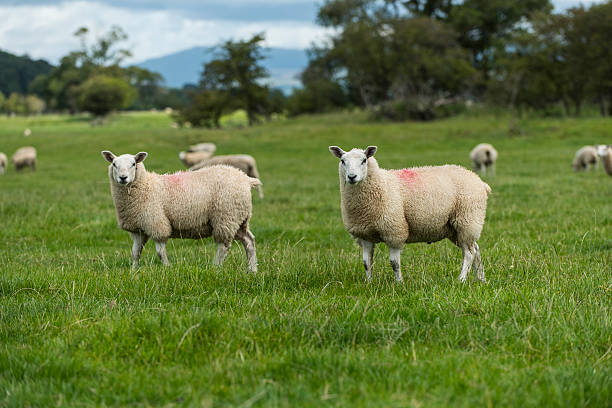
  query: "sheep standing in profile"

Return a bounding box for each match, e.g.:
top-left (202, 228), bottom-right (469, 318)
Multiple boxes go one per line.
top-left (178, 150), bottom-right (214, 167)
top-left (597, 145), bottom-right (612, 176)
top-left (188, 142), bottom-right (216, 154)
top-left (101, 150), bottom-right (261, 272)
top-left (470, 143), bottom-right (498, 176)
top-left (0, 152), bottom-right (7, 175)
top-left (329, 145), bottom-right (491, 283)
top-left (190, 155), bottom-right (264, 198)
top-left (12, 146), bottom-right (36, 171)
top-left (572, 146), bottom-right (599, 171)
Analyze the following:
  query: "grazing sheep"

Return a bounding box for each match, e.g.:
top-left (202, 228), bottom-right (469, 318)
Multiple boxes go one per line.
top-left (0, 152), bottom-right (7, 175)
top-left (24, 128), bottom-right (31, 137)
top-left (190, 155), bottom-right (264, 199)
top-left (597, 144), bottom-right (612, 176)
top-left (329, 145), bottom-right (491, 283)
top-left (178, 150), bottom-right (214, 167)
top-left (572, 146), bottom-right (599, 171)
top-left (101, 150), bottom-right (261, 272)
top-left (470, 143), bottom-right (498, 176)
top-left (188, 142), bottom-right (216, 154)
top-left (12, 146), bottom-right (36, 171)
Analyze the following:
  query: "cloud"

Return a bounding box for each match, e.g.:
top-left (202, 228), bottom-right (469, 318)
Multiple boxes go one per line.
top-left (0, 0), bottom-right (328, 63)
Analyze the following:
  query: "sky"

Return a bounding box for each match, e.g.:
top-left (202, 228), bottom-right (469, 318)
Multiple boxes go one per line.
top-left (0, 0), bottom-right (605, 64)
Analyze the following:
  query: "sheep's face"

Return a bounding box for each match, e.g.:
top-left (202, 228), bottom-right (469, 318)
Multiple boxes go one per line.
top-left (102, 151), bottom-right (148, 185)
top-left (597, 144), bottom-right (611, 157)
top-left (329, 146), bottom-right (377, 185)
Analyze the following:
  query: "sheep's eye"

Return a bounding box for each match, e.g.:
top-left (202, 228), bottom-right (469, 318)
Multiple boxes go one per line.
top-left (132, 162), bottom-right (136, 167)
top-left (341, 159), bottom-right (345, 165)
top-left (112, 162), bottom-right (116, 168)
top-left (362, 159), bottom-right (367, 164)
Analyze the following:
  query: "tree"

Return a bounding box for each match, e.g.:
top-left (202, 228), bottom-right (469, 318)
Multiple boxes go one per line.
top-left (0, 91), bottom-right (5, 113)
top-left (199, 33), bottom-right (270, 126)
top-left (77, 75), bottom-right (134, 117)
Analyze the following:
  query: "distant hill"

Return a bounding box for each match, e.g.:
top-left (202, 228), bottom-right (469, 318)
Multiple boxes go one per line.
top-left (0, 50), bottom-right (53, 96)
top-left (136, 47), bottom-right (309, 92)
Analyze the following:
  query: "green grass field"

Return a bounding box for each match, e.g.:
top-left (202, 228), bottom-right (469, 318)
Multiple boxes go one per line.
top-left (0, 111), bottom-right (610, 407)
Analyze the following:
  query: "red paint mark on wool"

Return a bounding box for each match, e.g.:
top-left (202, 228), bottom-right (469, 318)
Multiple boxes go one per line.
top-left (391, 168), bottom-right (419, 184)
top-left (164, 171), bottom-right (190, 188)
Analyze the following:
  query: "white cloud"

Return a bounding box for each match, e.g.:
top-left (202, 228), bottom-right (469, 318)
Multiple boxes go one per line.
top-left (0, 0), bottom-right (328, 63)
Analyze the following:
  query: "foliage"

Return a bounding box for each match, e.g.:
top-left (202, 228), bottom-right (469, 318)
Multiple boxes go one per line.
top-left (180, 34), bottom-right (272, 127)
top-left (0, 111), bottom-right (610, 405)
top-left (31, 26), bottom-right (163, 113)
top-left (3, 92), bottom-right (46, 115)
top-left (0, 50), bottom-right (53, 96)
top-left (77, 75), bottom-right (135, 117)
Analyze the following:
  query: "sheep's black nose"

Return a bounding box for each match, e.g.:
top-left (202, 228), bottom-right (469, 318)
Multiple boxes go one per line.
top-left (348, 174), bottom-right (357, 181)
top-left (119, 176), bottom-right (127, 182)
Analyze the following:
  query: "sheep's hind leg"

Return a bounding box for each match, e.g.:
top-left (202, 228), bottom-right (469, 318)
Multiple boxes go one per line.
top-left (361, 240), bottom-right (374, 281)
top-left (471, 242), bottom-right (486, 282)
top-left (458, 244), bottom-right (475, 282)
top-left (213, 242), bottom-right (231, 267)
top-left (130, 232), bottom-right (148, 269)
top-left (389, 247), bottom-right (403, 283)
top-left (236, 228), bottom-right (257, 273)
top-left (154, 240), bottom-right (170, 266)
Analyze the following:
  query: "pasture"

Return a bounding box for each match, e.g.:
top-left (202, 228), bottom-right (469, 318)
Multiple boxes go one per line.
top-left (0, 111), bottom-right (610, 407)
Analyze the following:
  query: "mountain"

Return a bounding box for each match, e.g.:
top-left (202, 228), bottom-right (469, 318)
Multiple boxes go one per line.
top-left (136, 47), bottom-right (309, 92)
top-left (0, 50), bottom-right (53, 96)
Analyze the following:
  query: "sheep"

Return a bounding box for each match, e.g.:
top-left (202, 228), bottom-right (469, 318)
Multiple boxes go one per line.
top-left (12, 146), bottom-right (36, 171)
top-left (0, 152), bottom-right (7, 175)
top-left (572, 146), bottom-right (599, 171)
top-left (329, 145), bottom-right (491, 283)
top-left (469, 143), bottom-right (498, 176)
top-left (24, 128), bottom-right (31, 137)
top-left (188, 142), bottom-right (216, 154)
top-left (597, 144), bottom-right (612, 176)
top-left (189, 155), bottom-right (264, 199)
top-left (179, 150), bottom-right (214, 167)
top-left (101, 150), bottom-right (261, 272)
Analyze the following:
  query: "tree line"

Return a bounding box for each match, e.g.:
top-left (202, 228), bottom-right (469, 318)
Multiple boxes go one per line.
top-left (287, 0), bottom-right (612, 120)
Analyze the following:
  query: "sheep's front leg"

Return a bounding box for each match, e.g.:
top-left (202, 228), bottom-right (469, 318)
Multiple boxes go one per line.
top-left (458, 244), bottom-right (475, 282)
top-left (213, 242), bottom-right (231, 266)
top-left (490, 163), bottom-right (496, 177)
top-left (389, 247), bottom-right (403, 283)
top-left (361, 240), bottom-right (374, 281)
top-left (154, 240), bottom-right (170, 266)
top-left (130, 232), bottom-right (148, 269)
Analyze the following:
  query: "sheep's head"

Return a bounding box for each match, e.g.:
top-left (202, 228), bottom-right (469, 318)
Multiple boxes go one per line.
top-left (102, 150), bottom-right (147, 185)
top-left (597, 144), bottom-right (611, 158)
top-left (329, 145), bottom-right (377, 185)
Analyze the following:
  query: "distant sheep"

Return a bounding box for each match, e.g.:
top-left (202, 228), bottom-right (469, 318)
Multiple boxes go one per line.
top-left (597, 144), bottom-right (612, 176)
top-left (572, 146), bottom-right (599, 171)
top-left (12, 146), bottom-right (36, 171)
top-left (188, 142), bottom-right (216, 154)
top-left (179, 150), bottom-right (214, 167)
top-left (329, 145), bottom-right (491, 283)
top-left (24, 128), bottom-right (31, 137)
top-left (190, 154), bottom-right (264, 198)
top-left (0, 152), bottom-right (7, 175)
top-left (470, 143), bottom-right (498, 176)
top-left (101, 150), bottom-right (261, 272)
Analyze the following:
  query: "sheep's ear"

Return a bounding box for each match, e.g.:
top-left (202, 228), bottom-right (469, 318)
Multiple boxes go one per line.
top-left (365, 146), bottom-right (377, 158)
top-left (329, 146), bottom-right (345, 158)
top-left (134, 152), bottom-right (148, 163)
top-left (101, 150), bottom-right (116, 163)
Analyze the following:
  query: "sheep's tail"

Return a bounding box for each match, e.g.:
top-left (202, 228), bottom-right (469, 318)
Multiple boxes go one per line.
top-left (248, 177), bottom-right (262, 188)
top-left (484, 182), bottom-right (492, 195)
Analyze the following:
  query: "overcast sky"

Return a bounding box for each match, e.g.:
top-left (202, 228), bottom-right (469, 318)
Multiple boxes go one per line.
top-left (0, 0), bottom-right (604, 64)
